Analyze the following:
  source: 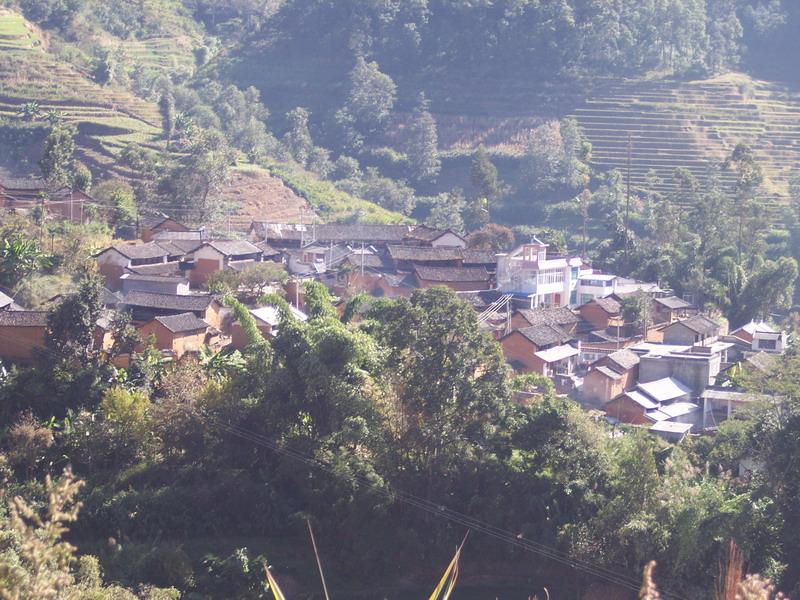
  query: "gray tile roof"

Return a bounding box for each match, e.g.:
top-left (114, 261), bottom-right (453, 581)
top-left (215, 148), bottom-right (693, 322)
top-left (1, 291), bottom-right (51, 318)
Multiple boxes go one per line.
top-left (122, 273), bottom-right (189, 284)
top-left (590, 297), bottom-right (621, 314)
top-left (344, 254), bottom-right (391, 269)
top-left (513, 324), bottom-right (572, 348)
top-left (388, 245), bottom-right (464, 262)
top-left (120, 291), bottom-right (217, 312)
top-left (154, 312), bottom-right (209, 333)
top-left (139, 213), bottom-right (172, 229)
top-left (462, 250), bottom-right (497, 265)
top-left (517, 307), bottom-right (580, 327)
top-left (0, 311), bottom-right (49, 327)
top-left (655, 296), bottom-right (692, 310)
top-left (255, 241), bottom-right (281, 257)
top-left (103, 242), bottom-right (169, 261)
top-left (167, 240), bottom-right (204, 253)
top-left (606, 348), bottom-right (640, 372)
top-left (413, 265), bottom-right (490, 283)
top-left (254, 223), bottom-right (413, 243)
top-left (745, 352), bottom-right (778, 373)
top-left (203, 240), bottom-right (262, 256)
top-left (0, 177), bottom-right (45, 190)
top-left (405, 226), bottom-right (463, 243)
top-left (126, 263), bottom-right (186, 277)
top-left (669, 314), bottom-right (719, 335)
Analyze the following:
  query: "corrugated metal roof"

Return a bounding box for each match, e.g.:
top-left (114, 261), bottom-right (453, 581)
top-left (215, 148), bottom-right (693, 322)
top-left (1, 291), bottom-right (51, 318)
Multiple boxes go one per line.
top-left (534, 344), bottom-right (580, 363)
top-left (623, 389), bottom-right (659, 410)
top-left (637, 377), bottom-right (692, 402)
top-left (650, 421), bottom-right (693, 434)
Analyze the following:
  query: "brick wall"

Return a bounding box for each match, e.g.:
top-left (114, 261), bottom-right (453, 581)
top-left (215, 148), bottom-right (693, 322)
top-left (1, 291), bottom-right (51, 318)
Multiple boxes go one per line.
top-left (500, 331), bottom-right (539, 372)
top-left (0, 326), bottom-right (47, 362)
top-left (604, 396), bottom-right (650, 425)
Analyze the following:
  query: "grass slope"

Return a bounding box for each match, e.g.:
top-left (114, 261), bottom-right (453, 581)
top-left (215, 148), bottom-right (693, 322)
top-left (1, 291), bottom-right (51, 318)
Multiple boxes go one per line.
top-left (267, 163), bottom-right (410, 224)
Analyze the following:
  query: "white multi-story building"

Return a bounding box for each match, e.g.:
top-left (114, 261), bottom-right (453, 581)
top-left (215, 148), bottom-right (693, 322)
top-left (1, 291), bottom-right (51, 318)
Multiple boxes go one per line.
top-left (496, 239), bottom-right (586, 308)
top-left (496, 238), bottom-right (663, 308)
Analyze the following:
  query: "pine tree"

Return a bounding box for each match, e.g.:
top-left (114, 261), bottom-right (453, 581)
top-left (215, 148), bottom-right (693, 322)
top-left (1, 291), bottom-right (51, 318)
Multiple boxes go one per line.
top-left (405, 93), bottom-right (440, 182)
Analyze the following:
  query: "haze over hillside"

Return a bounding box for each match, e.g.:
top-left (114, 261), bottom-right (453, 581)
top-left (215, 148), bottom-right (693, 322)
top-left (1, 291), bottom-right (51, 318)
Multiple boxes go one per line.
top-left (3, 2), bottom-right (800, 599)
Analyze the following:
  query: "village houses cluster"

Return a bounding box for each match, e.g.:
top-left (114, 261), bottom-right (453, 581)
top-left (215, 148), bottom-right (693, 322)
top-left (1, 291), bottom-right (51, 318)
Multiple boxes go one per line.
top-left (0, 185), bottom-right (788, 442)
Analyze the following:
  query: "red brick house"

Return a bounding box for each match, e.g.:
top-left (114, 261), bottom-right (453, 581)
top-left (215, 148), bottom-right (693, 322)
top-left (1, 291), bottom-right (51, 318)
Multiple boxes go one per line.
top-left (136, 312), bottom-right (209, 357)
top-left (189, 240), bottom-right (263, 286)
top-left (0, 311), bottom-right (49, 362)
top-left (578, 297), bottom-right (623, 330)
top-left (95, 243), bottom-right (174, 291)
top-left (500, 323), bottom-right (575, 373)
top-left (139, 215), bottom-right (190, 242)
top-left (509, 307), bottom-right (580, 335)
top-left (118, 291), bottom-right (226, 330)
top-left (582, 349), bottom-right (641, 405)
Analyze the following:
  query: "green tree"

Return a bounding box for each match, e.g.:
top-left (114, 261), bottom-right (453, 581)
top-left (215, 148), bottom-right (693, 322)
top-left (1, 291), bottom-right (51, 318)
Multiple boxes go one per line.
top-left (425, 188), bottom-right (466, 232)
top-left (18, 101), bottom-right (41, 121)
top-left (470, 145), bottom-right (503, 203)
top-left (466, 223), bottom-right (515, 251)
top-left (45, 275), bottom-right (104, 363)
top-left (239, 261), bottom-right (287, 298)
top-left (730, 257), bottom-right (798, 326)
top-left (160, 92), bottom-right (176, 143)
top-left (337, 56), bottom-right (396, 142)
top-left (364, 288), bottom-right (510, 495)
top-left (0, 237), bottom-right (49, 288)
top-left (72, 163), bottom-right (92, 193)
top-left (283, 107), bottom-right (314, 166)
top-left (160, 129), bottom-right (234, 224)
top-left (405, 93), bottom-right (440, 182)
top-left (206, 269), bottom-right (242, 295)
top-left (39, 124), bottom-right (76, 190)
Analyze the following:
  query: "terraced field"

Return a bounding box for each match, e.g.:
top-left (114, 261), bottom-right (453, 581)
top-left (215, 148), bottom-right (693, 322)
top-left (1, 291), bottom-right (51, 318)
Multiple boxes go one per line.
top-left (571, 73), bottom-right (800, 214)
top-left (0, 10), bottom-right (164, 176)
top-left (121, 36), bottom-right (197, 76)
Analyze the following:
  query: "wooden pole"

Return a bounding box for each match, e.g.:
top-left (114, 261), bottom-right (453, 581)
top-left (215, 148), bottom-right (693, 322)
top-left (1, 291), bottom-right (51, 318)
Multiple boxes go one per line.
top-left (306, 520), bottom-right (331, 600)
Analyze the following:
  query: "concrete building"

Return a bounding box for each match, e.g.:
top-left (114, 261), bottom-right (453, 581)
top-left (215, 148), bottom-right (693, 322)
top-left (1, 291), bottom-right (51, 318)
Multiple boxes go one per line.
top-left (729, 321), bottom-right (787, 354)
top-left (634, 340), bottom-right (733, 396)
top-left (496, 238), bottom-right (585, 308)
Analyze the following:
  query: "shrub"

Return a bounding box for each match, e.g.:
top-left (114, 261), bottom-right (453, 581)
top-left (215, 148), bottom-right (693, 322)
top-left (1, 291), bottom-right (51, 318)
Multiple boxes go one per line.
top-left (5, 411), bottom-right (54, 476)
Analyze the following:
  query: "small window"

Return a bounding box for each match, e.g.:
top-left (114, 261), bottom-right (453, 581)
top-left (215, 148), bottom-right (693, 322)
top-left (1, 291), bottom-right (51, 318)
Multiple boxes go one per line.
top-left (571, 267), bottom-right (579, 280)
top-left (758, 339), bottom-right (777, 350)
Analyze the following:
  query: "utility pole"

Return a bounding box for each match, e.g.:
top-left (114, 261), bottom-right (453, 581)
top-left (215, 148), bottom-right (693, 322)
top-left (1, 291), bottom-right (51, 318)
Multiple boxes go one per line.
top-left (299, 207), bottom-right (304, 248)
top-left (360, 242), bottom-right (365, 277)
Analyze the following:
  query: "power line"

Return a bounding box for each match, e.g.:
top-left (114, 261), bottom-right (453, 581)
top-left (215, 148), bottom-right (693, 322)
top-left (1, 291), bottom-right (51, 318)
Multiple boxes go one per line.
top-left (210, 417), bottom-right (684, 598)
